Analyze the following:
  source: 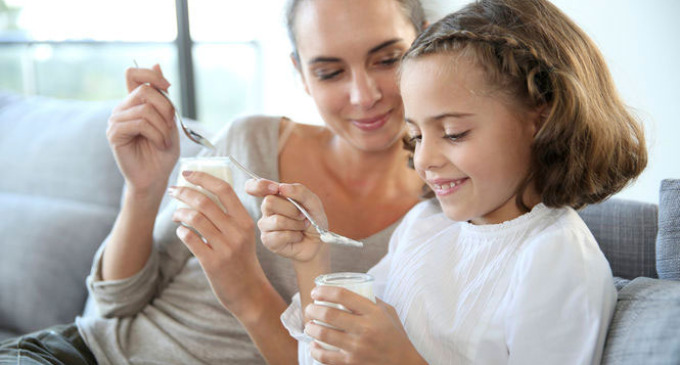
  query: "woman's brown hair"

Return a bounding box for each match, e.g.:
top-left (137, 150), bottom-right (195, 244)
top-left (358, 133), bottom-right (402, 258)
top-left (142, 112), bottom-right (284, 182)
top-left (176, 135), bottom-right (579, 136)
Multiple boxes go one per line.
top-left (401, 0), bottom-right (647, 209)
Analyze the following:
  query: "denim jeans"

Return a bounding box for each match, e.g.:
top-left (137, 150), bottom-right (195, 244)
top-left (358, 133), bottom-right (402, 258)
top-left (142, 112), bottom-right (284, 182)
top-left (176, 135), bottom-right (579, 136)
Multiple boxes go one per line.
top-left (0, 323), bottom-right (96, 365)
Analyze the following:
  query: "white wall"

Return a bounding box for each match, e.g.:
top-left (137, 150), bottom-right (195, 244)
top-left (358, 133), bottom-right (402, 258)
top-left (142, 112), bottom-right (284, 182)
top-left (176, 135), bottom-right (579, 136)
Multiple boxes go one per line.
top-left (255, 0), bottom-right (680, 204)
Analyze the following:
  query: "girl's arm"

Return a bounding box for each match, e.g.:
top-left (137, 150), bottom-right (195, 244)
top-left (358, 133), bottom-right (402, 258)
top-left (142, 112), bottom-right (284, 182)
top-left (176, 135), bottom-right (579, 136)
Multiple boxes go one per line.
top-left (303, 287), bottom-right (427, 365)
top-left (252, 181), bottom-right (427, 364)
top-left (505, 229), bottom-right (617, 365)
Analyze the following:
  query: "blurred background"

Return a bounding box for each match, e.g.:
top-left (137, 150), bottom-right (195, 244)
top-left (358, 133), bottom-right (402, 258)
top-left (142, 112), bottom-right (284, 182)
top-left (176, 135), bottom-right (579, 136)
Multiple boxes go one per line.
top-left (0, 0), bottom-right (678, 204)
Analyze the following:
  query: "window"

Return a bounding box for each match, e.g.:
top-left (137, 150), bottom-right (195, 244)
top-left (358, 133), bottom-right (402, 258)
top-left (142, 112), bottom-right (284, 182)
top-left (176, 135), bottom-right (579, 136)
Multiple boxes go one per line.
top-left (0, 0), bottom-right (261, 132)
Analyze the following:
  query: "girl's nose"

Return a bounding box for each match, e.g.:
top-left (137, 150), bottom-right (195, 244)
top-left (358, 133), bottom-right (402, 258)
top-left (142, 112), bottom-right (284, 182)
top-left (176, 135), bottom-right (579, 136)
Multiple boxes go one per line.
top-left (414, 137), bottom-right (445, 172)
top-left (349, 70), bottom-right (381, 109)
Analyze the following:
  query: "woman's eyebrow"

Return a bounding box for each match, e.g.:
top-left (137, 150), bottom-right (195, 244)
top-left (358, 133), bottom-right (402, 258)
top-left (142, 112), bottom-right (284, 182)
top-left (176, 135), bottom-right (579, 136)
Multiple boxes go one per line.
top-left (368, 39), bottom-right (403, 55)
top-left (307, 39), bottom-right (404, 65)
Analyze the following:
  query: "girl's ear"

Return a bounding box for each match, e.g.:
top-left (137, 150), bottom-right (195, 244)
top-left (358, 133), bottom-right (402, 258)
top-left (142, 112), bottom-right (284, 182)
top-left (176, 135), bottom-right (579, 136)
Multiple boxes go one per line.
top-left (290, 52), bottom-right (311, 96)
top-left (533, 103), bottom-right (552, 136)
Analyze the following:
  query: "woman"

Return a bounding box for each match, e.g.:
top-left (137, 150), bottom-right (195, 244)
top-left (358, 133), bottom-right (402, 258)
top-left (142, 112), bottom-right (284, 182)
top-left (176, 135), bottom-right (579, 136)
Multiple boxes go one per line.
top-left (0, 1), bottom-right (428, 365)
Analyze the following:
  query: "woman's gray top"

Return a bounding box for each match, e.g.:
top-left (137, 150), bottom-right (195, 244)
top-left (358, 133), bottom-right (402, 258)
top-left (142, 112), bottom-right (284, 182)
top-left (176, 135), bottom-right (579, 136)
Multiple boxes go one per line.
top-left (77, 116), bottom-right (402, 365)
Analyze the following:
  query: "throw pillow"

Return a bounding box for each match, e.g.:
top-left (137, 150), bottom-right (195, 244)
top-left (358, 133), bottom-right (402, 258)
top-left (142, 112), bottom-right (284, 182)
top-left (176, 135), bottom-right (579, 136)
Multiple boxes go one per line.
top-left (656, 179), bottom-right (680, 280)
top-left (601, 277), bottom-right (680, 364)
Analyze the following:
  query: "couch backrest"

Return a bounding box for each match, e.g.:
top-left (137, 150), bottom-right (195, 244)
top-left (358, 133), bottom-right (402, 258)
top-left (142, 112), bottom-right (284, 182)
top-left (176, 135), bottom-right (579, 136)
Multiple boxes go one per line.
top-left (579, 199), bottom-right (659, 280)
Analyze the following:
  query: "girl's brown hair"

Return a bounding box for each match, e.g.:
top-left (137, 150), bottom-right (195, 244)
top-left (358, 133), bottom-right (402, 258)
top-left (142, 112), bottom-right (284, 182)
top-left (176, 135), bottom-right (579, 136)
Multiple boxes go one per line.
top-left (402, 0), bottom-right (647, 209)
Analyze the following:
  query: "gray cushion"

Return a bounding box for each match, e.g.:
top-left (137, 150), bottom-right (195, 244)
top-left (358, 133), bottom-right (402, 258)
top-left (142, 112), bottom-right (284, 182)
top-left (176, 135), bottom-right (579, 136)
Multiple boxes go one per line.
top-left (0, 92), bottom-right (123, 339)
top-left (0, 93), bottom-right (122, 207)
top-left (601, 277), bottom-right (680, 364)
top-left (0, 194), bottom-right (117, 339)
top-left (579, 199), bottom-right (658, 280)
top-left (656, 179), bottom-right (680, 280)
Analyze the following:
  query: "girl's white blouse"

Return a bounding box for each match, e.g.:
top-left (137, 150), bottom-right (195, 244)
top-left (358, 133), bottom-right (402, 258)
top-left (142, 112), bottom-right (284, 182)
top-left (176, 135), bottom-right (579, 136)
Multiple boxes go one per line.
top-left (282, 200), bottom-right (617, 365)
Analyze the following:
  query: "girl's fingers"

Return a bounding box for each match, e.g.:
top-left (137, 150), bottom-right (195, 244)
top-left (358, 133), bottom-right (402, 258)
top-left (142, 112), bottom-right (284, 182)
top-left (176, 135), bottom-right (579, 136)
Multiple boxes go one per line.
top-left (278, 183), bottom-right (327, 226)
top-left (261, 194), bottom-right (306, 220)
top-left (311, 286), bottom-right (376, 317)
top-left (257, 213), bottom-right (309, 233)
top-left (125, 65), bottom-right (171, 94)
top-left (259, 230), bottom-right (304, 252)
top-left (244, 178), bottom-right (280, 197)
top-left (305, 321), bottom-right (353, 356)
top-left (309, 340), bottom-right (346, 365)
top-left (305, 300), bottom-right (360, 331)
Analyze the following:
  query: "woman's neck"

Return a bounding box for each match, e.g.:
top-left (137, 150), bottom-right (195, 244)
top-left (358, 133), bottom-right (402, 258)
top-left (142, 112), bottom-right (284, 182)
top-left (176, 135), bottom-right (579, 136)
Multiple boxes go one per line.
top-left (321, 133), bottom-right (417, 198)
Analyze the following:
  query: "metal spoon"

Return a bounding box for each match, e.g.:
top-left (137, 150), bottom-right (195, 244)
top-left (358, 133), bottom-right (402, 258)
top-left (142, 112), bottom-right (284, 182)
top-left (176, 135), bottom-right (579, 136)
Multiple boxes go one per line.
top-left (227, 155), bottom-right (364, 248)
top-left (133, 60), bottom-right (216, 151)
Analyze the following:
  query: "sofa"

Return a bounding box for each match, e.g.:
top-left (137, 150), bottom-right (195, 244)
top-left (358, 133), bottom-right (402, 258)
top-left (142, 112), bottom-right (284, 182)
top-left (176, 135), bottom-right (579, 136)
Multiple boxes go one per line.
top-left (1, 91), bottom-right (679, 364)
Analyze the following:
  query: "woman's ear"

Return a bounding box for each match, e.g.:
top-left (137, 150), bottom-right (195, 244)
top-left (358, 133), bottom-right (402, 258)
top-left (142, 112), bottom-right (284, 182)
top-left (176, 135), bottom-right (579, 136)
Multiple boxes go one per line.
top-left (290, 52), bottom-right (311, 95)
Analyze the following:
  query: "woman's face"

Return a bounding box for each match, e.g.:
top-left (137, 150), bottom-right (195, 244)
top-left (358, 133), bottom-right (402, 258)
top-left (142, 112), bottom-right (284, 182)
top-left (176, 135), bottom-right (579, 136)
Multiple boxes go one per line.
top-left (294, 0), bottom-right (418, 152)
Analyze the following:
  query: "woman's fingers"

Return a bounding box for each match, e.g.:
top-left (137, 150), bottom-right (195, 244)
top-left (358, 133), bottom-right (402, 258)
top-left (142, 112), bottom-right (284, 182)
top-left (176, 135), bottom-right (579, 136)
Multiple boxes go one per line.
top-left (112, 103), bottom-right (173, 147)
top-left (125, 64), bottom-right (170, 94)
top-left (170, 172), bottom-right (256, 253)
top-left (128, 83), bottom-right (175, 127)
top-left (181, 171), bottom-right (252, 223)
top-left (107, 118), bottom-right (168, 151)
top-left (176, 224), bottom-right (211, 257)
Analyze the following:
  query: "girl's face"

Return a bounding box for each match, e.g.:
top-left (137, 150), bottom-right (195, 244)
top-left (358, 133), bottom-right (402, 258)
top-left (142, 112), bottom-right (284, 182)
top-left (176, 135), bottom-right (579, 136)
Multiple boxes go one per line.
top-left (294, 0), bottom-right (417, 152)
top-left (401, 54), bottom-right (541, 225)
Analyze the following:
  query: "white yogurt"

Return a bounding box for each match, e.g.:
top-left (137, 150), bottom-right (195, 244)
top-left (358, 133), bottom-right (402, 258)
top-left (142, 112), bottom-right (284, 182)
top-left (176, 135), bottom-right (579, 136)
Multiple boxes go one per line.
top-left (176, 157), bottom-right (232, 212)
top-left (312, 272), bottom-right (375, 352)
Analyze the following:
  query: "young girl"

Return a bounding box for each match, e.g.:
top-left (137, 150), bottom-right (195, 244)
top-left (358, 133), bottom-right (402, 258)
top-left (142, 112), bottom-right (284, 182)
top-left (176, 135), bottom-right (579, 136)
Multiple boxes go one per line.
top-left (254, 0), bottom-right (647, 363)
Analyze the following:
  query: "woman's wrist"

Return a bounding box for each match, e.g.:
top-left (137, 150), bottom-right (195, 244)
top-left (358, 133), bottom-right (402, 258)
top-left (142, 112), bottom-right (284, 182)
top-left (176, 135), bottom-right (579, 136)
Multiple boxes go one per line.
top-left (232, 274), bottom-right (287, 328)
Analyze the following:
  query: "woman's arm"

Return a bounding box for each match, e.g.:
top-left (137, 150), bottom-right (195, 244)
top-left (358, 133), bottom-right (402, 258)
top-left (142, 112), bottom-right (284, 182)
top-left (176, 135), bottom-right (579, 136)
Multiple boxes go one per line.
top-left (102, 65), bottom-right (180, 281)
top-left (172, 172), bottom-right (298, 364)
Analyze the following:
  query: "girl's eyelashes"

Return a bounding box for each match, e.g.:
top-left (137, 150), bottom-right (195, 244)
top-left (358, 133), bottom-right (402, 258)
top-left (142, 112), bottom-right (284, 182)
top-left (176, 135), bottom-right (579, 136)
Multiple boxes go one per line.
top-left (407, 134), bottom-right (422, 145)
top-left (406, 130), bottom-right (469, 146)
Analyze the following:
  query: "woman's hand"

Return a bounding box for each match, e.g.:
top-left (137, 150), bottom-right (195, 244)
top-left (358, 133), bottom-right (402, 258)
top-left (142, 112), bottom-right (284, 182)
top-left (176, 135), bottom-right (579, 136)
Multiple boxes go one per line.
top-left (304, 286), bottom-right (427, 365)
top-left (170, 171), bottom-right (267, 317)
top-left (246, 179), bottom-right (328, 263)
top-left (107, 64), bottom-right (180, 197)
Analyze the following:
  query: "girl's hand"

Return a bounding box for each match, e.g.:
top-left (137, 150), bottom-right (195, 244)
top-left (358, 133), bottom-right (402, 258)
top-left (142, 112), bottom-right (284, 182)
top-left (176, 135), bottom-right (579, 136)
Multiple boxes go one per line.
top-left (246, 179), bottom-right (328, 263)
top-left (170, 171), bottom-right (267, 317)
top-left (304, 286), bottom-right (427, 365)
top-left (107, 65), bottom-right (180, 197)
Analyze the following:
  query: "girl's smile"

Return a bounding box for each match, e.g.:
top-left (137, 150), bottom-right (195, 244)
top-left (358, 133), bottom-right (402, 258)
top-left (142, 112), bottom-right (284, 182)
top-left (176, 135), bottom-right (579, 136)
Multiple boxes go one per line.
top-left (427, 177), bottom-right (469, 197)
